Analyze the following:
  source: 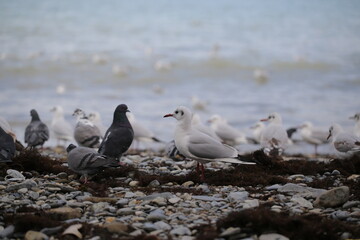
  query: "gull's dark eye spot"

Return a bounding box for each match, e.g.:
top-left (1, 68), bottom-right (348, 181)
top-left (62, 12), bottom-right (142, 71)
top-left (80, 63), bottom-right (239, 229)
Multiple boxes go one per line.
top-left (175, 111), bottom-right (179, 114)
top-left (180, 111), bottom-right (184, 116)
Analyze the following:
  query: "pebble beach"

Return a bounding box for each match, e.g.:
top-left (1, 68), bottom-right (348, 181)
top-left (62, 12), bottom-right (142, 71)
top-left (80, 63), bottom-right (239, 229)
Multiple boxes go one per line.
top-left (0, 147), bottom-right (359, 239)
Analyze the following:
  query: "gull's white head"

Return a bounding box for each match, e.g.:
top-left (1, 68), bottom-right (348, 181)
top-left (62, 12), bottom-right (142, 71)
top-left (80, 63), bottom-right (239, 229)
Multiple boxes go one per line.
top-left (250, 121), bottom-right (265, 130)
top-left (126, 112), bottom-right (135, 123)
top-left (88, 112), bottom-right (101, 122)
top-left (327, 123), bottom-right (343, 140)
top-left (350, 113), bottom-right (360, 122)
top-left (299, 121), bottom-right (313, 130)
top-left (208, 114), bottom-right (224, 124)
top-left (261, 112), bottom-right (282, 124)
top-left (164, 106), bottom-right (192, 122)
top-left (50, 106), bottom-right (65, 118)
top-left (191, 113), bottom-right (202, 125)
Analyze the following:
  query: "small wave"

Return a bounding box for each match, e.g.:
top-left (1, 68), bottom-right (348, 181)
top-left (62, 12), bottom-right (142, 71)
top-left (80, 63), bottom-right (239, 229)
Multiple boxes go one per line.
top-left (271, 60), bottom-right (337, 71)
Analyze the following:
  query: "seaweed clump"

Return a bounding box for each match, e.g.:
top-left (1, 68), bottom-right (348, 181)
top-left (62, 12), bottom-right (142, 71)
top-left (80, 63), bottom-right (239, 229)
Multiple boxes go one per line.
top-left (1, 149), bottom-right (70, 176)
top-left (195, 206), bottom-right (360, 240)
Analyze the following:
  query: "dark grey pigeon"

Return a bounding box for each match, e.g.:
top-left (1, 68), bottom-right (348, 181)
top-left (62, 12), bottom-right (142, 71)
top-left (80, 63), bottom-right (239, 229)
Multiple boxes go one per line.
top-left (72, 109), bottom-right (102, 148)
top-left (24, 109), bottom-right (50, 148)
top-left (0, 126), bottom-right (15, 162)
top-left (98, 104), bottom-right (134, 159)
top-left (66, 144), bottom-right (119, 183)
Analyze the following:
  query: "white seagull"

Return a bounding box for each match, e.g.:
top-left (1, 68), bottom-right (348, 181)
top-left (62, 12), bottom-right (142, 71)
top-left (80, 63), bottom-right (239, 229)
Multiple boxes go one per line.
top-left (298, 121), bottom-right (329, 155)
top-left (250, 121), bottom-right (266, 144)
top-left (164, 106), bottom-right (255, 180)
top-left (349, 113), bottom-right (360, 137)
top-left (260, 112), bottom-right (289, 156)
top-left (50, 106), bottom-right (73, 146)
top-left (192, 113), bottom-right (222, 142)
top-left (88, 111), bottom-right (107, 137)
top-left (327, 123), bottom-right (360, 153)
top-left (126, 112), bottom-right (162, 149)
top-left (208, 115), bottom-right (248, 145)
top-left (191, 96), bottom-right (208, 111)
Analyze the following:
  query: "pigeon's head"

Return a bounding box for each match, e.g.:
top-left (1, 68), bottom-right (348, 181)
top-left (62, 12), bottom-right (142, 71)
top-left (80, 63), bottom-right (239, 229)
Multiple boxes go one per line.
top-left (164, 106), bottom-right (192, 121)
top-left (113, 104), bottom-right (130, 123)
top-left (115, 104), bottom-right (129, 113)
top-left (350, 113), bottom-right (360, 121)
top-left (261, 112), bottom-right (282, 124)
top-left (327, 123), bottom-right (343, 140)
top-left (30, 109), bottom-right (40, 120)
top-left (66, 144), bottom-right (77, 153)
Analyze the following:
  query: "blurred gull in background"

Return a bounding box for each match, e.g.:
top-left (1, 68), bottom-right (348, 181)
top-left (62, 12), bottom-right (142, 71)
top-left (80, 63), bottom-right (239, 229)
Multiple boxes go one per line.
top-left (208, 114), bottom-right (248, 145)
top-left (260, 112), bottom-right (289, 156)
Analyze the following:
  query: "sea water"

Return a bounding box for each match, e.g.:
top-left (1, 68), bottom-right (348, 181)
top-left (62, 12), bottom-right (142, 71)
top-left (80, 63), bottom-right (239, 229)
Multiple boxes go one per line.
top-left (1, 0), bottom-right (359, 152)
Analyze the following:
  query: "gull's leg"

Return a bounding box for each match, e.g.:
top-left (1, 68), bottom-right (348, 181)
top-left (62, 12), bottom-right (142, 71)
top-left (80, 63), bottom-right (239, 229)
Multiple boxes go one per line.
top-left (196, 162), bottom-right (200, 174)
top-left (200, 163), bottom-right (205, 181)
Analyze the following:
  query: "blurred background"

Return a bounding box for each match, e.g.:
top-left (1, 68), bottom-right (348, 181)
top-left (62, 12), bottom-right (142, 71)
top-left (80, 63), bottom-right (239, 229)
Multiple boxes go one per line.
top-left (0, 0), bottom-right (360, 148)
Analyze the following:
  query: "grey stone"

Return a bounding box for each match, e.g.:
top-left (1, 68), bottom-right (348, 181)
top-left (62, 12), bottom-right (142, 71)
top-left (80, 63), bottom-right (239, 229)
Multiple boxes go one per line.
top-left (228, 191), bottom-right (249, 202)
top-left (314, 186), bottom-right (350, 208)
top-left (117, 208), bottom-right (135, 216)
top-left (91, 202), bottom-right (109, 213)
top-left (219, 227), bottom-right (241, 237)
top-left (170, 226), bottom-right (191, 236)
top-left (148, 180), bottom-right (160, 188)
top-left (57, 172), bottom-right (68, 179)
top-left (147, 209), bottom-right (166, 221)
top-left (278, 183), bottom-right (325, 198)
top-left (265, 184), bottom-right (283, 191)
top-left (151, 197), bottom-right (167, 206)
top-left (0, 225), bottom-right (15, 238)
top-left (6, 169), bottom-right (25, 180)
top-left (24, 230), bottom-right (49, 240)
top-left (6, 179), bottom-right (37, 191)
top-left (116, 199), bottom-right (129, 207)
top-left (143, 222), bottom-right (157, 232)
top-left (138, 192), bottom-right (175, 201)
top-left (241, 199), bottom-right (259, 209)
top-left (259, 233), bottom-right (289, 240)
top-left (332, 170), bottom-right (341, 175)
top-left (342, 201), bottom-right (360, 209)
top-left (154, 221), bottom-right (171, 231)
top-left (192, 195), bottom-right (224, 201)
top-left (124, 192), bottom-right (136, 198)
top-left (331, 210), bottom-right (350, 220)
top-left (291, 196), bottom-right (313, 209)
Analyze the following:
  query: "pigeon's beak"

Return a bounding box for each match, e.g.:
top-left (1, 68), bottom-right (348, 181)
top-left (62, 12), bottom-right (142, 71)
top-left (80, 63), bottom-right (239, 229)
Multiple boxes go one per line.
top-left (127, 110), bottom-right (130, 112)
top-left (327, 132), bottom-right (332, 140)
top-left (260, 118), bottom-right (268, 122)
top-left (163, 114), bottom-right (173, 118)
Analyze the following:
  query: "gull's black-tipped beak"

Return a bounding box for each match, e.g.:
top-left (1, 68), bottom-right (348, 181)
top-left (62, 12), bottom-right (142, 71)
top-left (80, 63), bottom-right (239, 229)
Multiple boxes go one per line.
top-left (327, 133), bottom-right (332, 140)
top-left (260, 118), bottom-right (268, 122)
top-left (163, 114), bottom-right (173, 118)
top-left (349, 116), bottom-right (355, 120)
